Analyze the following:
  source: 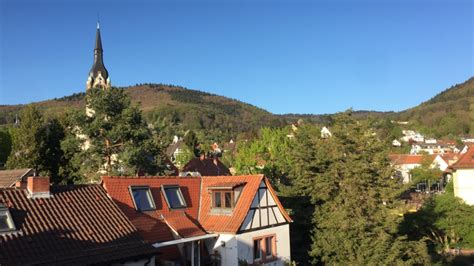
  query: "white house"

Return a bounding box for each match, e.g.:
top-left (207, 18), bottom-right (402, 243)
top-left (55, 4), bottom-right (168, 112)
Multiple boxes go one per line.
top-left (389, 154), bottom-right (436, 183)
top-left (321, 126), bottom-right (332, 139)
top-left (200, 175), bottom-right (292, 266)
top-left (166, 135), bottom-right (187, 166)
top-left (401, 130), bottom-right (424, 143)
top-left (103, 174), bottom-right (292, 266)
top-left (392, 139), bottom-right (402, 147)
top-left (410, 139), bottom-right (457, 155)
top-left (450, 146), bottom-right (474, 205)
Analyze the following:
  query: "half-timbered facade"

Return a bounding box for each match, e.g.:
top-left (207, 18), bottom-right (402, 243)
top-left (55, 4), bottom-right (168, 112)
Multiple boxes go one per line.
top-left (102, 174), bottom-right (292, 266)
top-left (200, 175), bottom-right (292, 266)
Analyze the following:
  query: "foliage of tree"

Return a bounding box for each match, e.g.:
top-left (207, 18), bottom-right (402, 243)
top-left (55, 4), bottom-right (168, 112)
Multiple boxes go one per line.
top-left (289, 111), bottom-right (431, 265)
top-left (409, 154), bottom-right (443, 192)
top-left (67, 87), bottom-right (171, 181)
top-left (401, 181), bottom-right (474, 257)
top-left (0, 128), bottom-right (12, 167)
top-left (183, 130), bottom-right (200, 157)
top-left (234, 127), bottom-right (293, 187)
top-left (6, 106), bottom-right (65, 182)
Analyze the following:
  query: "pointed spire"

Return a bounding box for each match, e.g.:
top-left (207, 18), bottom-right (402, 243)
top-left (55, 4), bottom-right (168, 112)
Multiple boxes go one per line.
top-left (95, 25), bottom-right (103, 52)
top-left (87, 21), bottom-right (110, 90)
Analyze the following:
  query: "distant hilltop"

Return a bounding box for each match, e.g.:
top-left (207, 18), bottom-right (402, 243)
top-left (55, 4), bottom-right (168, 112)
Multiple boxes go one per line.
top-left (1, 76), bottom-right (473, 138)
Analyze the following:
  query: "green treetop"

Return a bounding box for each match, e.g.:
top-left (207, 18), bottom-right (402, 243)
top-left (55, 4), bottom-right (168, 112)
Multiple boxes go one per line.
top-left (289, 111), bottom-right (431, 265)
top-left (68, 87), bottom-right (171, 181)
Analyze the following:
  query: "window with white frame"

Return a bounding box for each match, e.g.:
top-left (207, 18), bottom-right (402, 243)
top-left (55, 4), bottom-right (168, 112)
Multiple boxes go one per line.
top-left (130, 186), bottom-right (156, 211)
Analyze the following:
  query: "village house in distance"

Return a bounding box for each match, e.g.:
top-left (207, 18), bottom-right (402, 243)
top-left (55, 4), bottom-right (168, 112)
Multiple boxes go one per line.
top-left (0, 23), bottom-right (293, 266)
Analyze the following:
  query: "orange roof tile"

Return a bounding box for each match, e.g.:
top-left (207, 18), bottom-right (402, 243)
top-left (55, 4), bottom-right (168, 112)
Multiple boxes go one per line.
top-left (199, 175), bottom-right (291, 233)
top-left (388, 154), bottom-right (435, 165)
top-left (451, 145), bottom-right (474, 169)
top-left (164, 211), bottom-right (206, 238)
top-left (102, 176), bottom-right (202, 244)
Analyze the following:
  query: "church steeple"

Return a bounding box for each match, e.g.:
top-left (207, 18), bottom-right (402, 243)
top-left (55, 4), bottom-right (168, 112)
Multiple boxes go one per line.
top-left (86, 22), bottom-right (110, 90)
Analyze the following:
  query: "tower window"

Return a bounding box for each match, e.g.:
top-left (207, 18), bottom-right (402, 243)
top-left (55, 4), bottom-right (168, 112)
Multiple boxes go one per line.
top-left (130, 186), bottom-right (155, 211)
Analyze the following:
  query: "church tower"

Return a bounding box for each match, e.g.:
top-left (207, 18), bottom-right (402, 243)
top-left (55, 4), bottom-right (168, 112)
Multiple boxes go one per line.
top-left (86, 22), bottom-right (111, 90)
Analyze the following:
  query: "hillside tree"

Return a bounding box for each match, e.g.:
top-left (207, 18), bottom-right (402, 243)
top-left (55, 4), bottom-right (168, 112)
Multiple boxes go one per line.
top-left (68, 87), bottom-right (171, 181)
top-left (289, 111), bottom-right (431, 264)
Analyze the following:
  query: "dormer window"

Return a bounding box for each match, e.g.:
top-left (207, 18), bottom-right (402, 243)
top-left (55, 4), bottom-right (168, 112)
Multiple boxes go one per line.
top-left (209, 182), bottom-right (245, 214)
top-left (130, 186), bottom-right (156, 211)
top-left (212, 190), bottom-right (234, 209)
top-left (162, 185), bottom-right (187, 209)
top-left (0, 203), bottom-right (16, 233)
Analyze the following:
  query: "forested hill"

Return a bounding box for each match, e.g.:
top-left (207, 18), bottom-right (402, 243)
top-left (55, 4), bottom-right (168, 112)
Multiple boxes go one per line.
top-left (396, 77), bottom-right (474, 137)
top-left (0, 84), bottom-right (285, 141)
top-left (1, 77), bottom-right (473, 139)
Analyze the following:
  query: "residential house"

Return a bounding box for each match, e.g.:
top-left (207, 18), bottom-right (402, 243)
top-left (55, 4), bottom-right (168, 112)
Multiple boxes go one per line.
top-left (0, 176), bottom-right (156, 265)
top-left (166, 136), bottom-right (187, 166)
top-left (321, 126), bottom-right (332, 139)
top-left (0, 168), bottom-right (34, 188)
top-left (392, 139), bottom-right (402, 147)
top-left (401, 130), bottom-right (424, 143)
top-left (200, 175), bottom-right (292, 265)
top-left (410, 139), bottom-right (458, 155)
top-left (182, 155), bottom-right (231, 176)
top-left (450, 145), bottom-right (474, 205)
top-left (102, 174), bottom-right (292, 266)
top-left (102, 175), bottom-right (211, 265)
top-left (389, 154), bottom-right (436, 183)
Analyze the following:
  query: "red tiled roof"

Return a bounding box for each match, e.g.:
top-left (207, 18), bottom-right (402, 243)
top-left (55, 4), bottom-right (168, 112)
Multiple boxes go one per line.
top-left (0, 185), bottom-right (156, 265)
top-left (388, 154), bottom-right (435, 165)
top-left (439, 153), bottom-right (461, 165)
top-left (0, 168), bottom-right (33, 188)
top-left (182, 158), bottom-right (231, 176)
top-left (164, 211), bottom-right (206, 238)
top-left (199, 175), bottom-right (291, 233)
top-left (451, 145), bottom-right (474, 169)
top-left (102, 176), bottom-right (203, 244)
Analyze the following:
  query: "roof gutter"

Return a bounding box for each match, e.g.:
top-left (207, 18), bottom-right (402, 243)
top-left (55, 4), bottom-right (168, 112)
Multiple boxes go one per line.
top-left (152, 234), bottom-right (218, 248)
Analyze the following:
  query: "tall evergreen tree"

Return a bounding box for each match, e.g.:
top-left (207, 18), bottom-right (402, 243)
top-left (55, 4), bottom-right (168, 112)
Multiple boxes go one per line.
top-left (290, 111), bottom-right (431, 265)
top-left (0, 128), bottom-right (12, 167)
top-left (6, 106), bottom-right (66, 181)
top-left (69, 87), bottom-right (171, 181)
top-left (6, 106), bottom-right (45, 173)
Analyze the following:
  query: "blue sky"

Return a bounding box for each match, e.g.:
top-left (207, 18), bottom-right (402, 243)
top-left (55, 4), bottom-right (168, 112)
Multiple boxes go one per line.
top-left (0, 0), bottom-right (472, 114)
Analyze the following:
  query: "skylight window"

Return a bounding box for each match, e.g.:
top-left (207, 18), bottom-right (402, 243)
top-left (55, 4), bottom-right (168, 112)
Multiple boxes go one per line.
top-left (130, 186), bottom-right (156, 211)
top-left (0, 204), bottom-right (16, 233)
top-left (162, 185), bottom-right (187, 209)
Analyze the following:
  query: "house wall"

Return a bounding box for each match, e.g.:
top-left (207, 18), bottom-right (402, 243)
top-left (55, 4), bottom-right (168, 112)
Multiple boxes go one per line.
top-left (236, 224), bottom-right (291, 266)
top-left (211, 234), bottom-right (239, 266)
top-left (394, 163), bottom-right (420, 184)
top-left (453, 169), bottom-right (474, 205)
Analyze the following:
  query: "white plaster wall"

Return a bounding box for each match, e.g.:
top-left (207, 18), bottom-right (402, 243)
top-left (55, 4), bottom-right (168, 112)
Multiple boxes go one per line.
top-left (212, 234), bottom-right (238, 266)
top-left (235, 224), bottom-right (291, 265)
top-left (453, 169), bottom-right (474, 205)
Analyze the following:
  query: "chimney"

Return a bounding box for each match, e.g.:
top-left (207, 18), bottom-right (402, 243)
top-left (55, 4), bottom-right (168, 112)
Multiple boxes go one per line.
top-left (27, 176), bottom-right (51, 199)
